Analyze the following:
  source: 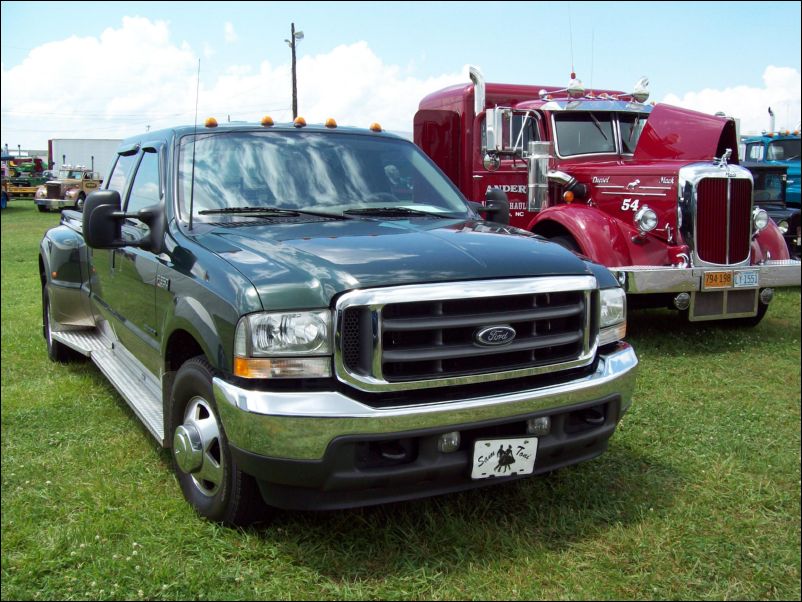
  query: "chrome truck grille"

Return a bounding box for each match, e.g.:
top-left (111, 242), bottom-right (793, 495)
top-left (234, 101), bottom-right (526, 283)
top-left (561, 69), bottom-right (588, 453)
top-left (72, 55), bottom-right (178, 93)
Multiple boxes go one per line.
top-left (681, 165), bottom-right (754, 267)
top-left (334, 277), bottom-right (599, 393)
top-left (46, 183), bottom-right (63, 199)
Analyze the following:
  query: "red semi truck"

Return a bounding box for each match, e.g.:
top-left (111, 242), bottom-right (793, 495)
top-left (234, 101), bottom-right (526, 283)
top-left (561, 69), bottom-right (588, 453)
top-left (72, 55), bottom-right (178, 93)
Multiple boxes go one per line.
top-left (414, 67), bottom-right (801, 324)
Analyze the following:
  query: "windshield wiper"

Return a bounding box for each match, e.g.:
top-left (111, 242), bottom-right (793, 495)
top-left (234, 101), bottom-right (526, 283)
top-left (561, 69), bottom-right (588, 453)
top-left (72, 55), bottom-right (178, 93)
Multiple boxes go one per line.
top-left (344, 207), bottom-right (455, 218)
top-left (199, 206), bottom-right (341, 219)
top-left (588, 113), bottom-right (609, 141)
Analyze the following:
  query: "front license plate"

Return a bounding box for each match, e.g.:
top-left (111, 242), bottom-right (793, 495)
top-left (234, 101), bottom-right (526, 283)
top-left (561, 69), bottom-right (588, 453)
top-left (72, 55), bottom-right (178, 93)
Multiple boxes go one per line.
top-left (471, 437), bottom-right (538, 480)
top-left (734, 269), bottom-right (759, 288)
top-left (703, 271), bottom-right (732, 289)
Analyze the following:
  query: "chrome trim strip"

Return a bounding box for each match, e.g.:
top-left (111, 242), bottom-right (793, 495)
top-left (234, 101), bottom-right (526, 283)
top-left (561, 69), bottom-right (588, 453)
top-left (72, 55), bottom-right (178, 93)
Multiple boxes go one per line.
top-left (334, 276), bottom-right (598, 393)
top-left (600, 191), bottom-right (668, 197)
top-left (214, 343), bottom-right (638, 460)
top-left (611, 261), bottom-right (800, 295)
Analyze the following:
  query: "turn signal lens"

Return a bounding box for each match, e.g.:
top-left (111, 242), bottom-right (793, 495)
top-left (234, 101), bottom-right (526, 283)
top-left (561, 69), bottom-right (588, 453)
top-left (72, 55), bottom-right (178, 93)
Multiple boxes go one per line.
top-left (261, 115), bottom-right (274, 127)
top-left (294, 116), bottom-right (307, 127)
top-left (369, 122), bottom-right (382, 132)
top-left (325, 118), bottom-right (337, 128)
top-left (563, 190), bottom-right (575, 203)
top-left (204, 117), bottom-right (218, 128)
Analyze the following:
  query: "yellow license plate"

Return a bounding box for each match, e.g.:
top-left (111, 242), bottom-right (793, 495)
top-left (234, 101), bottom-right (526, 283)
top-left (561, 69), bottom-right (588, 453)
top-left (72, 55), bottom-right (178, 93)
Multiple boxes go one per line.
top-left (703, 271), bottom-right (733, 289)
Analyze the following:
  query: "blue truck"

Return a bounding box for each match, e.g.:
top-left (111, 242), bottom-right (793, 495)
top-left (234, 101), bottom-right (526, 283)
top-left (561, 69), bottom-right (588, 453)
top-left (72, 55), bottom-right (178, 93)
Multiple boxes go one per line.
top-left (742, 129), bottom-right (801, 208)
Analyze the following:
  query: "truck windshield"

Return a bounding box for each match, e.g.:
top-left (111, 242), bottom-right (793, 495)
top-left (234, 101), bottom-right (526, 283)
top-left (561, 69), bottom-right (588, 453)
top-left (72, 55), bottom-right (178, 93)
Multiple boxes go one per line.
top-left (554, 112), bottom-right (650, 157)
top-left (768, 139), bottom-right (801, 162)
top-left (177, 131), bottom-right (469, 222)
top-left (554, 112), bottom-right (616, 157)
top-left (58, 170), bottom-right (84, 179)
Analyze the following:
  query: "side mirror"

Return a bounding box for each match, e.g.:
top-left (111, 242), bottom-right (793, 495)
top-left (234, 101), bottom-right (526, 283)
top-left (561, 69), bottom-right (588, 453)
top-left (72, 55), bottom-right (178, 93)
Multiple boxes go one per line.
top-left (83, 190), bottom-right (125, 248)
top-left (137, 203), bottom-right (166, 254)
top-left (483, 188), bottom-right (510, 225)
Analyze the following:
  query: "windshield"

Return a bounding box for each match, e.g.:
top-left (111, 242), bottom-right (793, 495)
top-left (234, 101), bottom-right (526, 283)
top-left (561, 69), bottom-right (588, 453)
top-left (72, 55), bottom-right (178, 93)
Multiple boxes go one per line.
top-left (752, 170), bottom-right (785, 203)
top-left (554, 112), bottom-right (650, 157)
top-left (177, 131), bottom-right (469, 221)
top-left (619, 113), bottom-right (649, 154)
top-left (554, 112), bottom-right (615, 156)
top-left (768, 139), bottom-right (801, 162)
top-left (58, 169), bottom-right (84, 179)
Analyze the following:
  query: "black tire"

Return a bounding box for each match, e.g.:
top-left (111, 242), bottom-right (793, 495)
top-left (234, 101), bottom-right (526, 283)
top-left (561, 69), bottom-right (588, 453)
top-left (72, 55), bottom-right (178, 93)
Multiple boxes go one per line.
top-left (548, 234), bottom-right (580, 253)
top-left (169, 356), bottom-right (268, 526)
top-left (42, 287), bottom-right (80, 363)
top-left (37, 204), bottom-right (48, 213)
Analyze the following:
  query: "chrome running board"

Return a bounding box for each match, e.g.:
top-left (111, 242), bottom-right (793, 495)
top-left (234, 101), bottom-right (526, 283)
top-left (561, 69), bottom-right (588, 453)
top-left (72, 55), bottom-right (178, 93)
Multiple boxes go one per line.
top-left (52, 328), bottom-right (165, 445)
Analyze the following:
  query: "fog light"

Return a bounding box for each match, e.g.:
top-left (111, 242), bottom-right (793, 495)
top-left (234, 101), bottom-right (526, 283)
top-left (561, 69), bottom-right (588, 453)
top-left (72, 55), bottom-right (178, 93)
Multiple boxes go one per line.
top-left (673, 292), bottom-right (691, 311)
top-left (760, 288), bottom-right (774, 305)
top-left (437, 431), bottom-right (461, 453)
top-left (526, 416), bottom-right (551, 436)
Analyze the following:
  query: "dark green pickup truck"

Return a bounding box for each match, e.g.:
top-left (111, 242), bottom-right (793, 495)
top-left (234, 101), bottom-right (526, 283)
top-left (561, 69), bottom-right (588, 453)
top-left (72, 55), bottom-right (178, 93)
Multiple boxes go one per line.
top-left (39, 120), bottom-right (637, 525)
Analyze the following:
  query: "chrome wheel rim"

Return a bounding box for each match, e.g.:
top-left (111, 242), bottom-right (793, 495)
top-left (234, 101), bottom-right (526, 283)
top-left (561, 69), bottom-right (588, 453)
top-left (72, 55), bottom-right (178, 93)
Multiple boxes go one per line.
top-left (176, 396), bottom-right (224, 497)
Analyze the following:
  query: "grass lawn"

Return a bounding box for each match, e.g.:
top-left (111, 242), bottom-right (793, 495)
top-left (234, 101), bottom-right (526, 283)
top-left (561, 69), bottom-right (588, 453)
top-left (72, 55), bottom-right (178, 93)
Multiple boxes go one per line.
top-left (2, 199), bottom-right (800, 600)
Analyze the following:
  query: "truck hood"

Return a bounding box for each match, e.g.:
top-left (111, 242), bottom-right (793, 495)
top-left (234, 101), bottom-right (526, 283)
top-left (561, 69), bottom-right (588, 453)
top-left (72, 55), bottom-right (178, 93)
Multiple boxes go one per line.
top-left (634, 103), bottom-right (739, 163)
top-left (195, 217), bottom-right (593, 310)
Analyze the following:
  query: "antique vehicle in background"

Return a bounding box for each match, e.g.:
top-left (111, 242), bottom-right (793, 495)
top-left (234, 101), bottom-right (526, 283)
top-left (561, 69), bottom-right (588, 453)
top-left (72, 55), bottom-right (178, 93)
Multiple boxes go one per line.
top-left (742, 161), bottom-right (801, 259)
top-left (34, 166), bottom-right (102, 211)
top-left (38, 117), bottom-right (637, 525)
top-left (414, 67), bottom-right (801, 326)
top-left (742, 124), bottom-right (800, 208)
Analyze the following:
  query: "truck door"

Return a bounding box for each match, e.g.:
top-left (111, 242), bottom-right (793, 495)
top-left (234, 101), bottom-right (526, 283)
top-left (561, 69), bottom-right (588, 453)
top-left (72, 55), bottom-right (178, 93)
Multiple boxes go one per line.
top-left (474, 110), bottom-right (542, 226)
top-left (90, 148), bottom-right (162, 376)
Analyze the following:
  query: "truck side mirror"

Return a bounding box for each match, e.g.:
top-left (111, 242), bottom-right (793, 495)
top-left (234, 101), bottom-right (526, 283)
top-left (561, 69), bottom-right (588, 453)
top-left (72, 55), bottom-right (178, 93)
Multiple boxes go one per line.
top-left (137, 203), bottom-right (166, 255)
top-left (483, 188), bottom-right (510, 225)
top-left (83, 190), bottom-right (126, 248)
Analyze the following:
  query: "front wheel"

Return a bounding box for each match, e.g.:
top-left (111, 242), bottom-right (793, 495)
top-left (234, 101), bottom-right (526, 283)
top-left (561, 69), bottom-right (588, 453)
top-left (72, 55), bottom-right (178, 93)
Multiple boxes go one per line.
top-left (169, 356), bottom-right (267, 525)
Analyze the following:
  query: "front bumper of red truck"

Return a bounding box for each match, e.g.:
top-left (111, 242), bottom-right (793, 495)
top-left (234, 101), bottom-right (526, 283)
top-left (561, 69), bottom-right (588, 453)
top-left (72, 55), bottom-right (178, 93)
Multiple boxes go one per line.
top-left (213, 342), bottom-right (637, 510)
top-left (611, 260), bottom-right (801, 320)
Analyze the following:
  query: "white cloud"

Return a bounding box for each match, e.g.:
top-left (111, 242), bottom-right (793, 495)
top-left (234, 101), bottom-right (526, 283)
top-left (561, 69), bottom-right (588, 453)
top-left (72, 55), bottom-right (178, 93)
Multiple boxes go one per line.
top-left (224, 22), bottom-right (238, 44)
top-left (1, 19), bottom-right (466, 150)
top-left (663, 66), bottom-right (801, 135)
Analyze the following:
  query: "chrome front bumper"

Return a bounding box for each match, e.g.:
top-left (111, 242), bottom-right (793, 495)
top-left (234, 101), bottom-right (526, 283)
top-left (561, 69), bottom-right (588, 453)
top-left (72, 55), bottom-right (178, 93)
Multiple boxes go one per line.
top-left (613, 260), bottom-right (801, 294)
top-left (214, 343), bottom-right (638, 461)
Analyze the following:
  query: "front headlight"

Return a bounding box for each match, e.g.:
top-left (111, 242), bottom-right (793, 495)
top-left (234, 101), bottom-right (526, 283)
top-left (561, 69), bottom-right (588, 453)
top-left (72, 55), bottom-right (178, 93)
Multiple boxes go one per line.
top-left (233, 310), bottom-right (331, 378)
top-left (777, 219), bottom-right (789, 234)
top-left (35, 187), bottom-right (46, 199)
top-left (752, 208), bottom-right (769, 232)
top-left (599, 287), bottom-right (626, 345)
top-left (634, 206), bottom-right (658, 233)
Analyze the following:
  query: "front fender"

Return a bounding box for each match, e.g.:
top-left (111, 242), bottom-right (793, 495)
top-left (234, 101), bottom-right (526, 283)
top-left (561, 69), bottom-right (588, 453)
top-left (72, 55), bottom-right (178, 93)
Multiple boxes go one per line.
top-left (530, 205), bottom-right (634, 266)
top-left (753, 220), bottom-right (791, 262)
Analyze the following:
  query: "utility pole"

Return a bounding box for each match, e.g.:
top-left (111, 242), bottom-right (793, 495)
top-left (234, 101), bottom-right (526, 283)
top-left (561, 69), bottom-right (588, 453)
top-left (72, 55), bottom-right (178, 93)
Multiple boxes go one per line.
top-left (285, 23), bottom-right (304, 119)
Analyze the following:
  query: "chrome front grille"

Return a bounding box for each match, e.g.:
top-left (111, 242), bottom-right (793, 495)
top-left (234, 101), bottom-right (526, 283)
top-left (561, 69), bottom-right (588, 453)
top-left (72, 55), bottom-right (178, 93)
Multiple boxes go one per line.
top-left (687, 167), bottom-right (753, 266)
top-left (335, 277), bottom-right (598, 393)
top-left (46, 183), bottom-right (62, 199)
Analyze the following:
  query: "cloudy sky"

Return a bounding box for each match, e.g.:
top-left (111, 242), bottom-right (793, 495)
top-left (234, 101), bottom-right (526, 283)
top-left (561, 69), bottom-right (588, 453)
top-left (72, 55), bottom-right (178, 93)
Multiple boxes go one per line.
top-left (1, 1), bottom-right (800, 150)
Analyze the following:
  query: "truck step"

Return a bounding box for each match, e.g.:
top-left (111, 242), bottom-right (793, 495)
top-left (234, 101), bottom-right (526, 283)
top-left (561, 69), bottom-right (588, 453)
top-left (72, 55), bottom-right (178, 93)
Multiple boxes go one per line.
top-left (91, 348), bottom-right (165, 445)
top-left (53, 328), bottom-right (165, 445)
top-left (51, 329), bottom-right (109, 356)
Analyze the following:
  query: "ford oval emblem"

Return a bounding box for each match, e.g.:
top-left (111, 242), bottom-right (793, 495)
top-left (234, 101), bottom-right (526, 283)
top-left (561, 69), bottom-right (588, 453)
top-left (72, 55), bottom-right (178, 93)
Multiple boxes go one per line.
top-left (475, 325), bottom-right (516, 347)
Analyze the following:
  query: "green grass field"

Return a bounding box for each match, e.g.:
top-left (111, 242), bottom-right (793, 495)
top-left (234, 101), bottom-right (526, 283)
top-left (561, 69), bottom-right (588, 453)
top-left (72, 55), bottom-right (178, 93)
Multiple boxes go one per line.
top-left (2, 199), bottom-right (800, 600)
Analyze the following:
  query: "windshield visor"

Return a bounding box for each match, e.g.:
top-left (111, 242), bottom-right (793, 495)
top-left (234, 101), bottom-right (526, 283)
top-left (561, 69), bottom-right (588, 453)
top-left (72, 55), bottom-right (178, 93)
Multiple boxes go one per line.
top-left (177, 131), bottom-right (469, 221)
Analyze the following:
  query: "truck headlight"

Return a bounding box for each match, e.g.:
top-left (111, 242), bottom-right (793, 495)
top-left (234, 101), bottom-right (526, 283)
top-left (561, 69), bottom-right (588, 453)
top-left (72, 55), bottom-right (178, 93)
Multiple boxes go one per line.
top-left (599, 287), bottom-right (626, 346)
top-left (777, 219), bottom-right (789, 234)
top-left (35, 187), bottom-right (46, 199)
top-left (634, 206), bottom-right (658, 233)
top-left (752, 208), bottom-right (769, 232)
top-left (233, 310), bottom-right (331, 378)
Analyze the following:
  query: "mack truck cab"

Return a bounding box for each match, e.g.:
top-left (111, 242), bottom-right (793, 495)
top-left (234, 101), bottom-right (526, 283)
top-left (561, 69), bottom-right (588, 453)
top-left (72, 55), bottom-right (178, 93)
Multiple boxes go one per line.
top-left (415, 67), bottom-right (801, 324)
